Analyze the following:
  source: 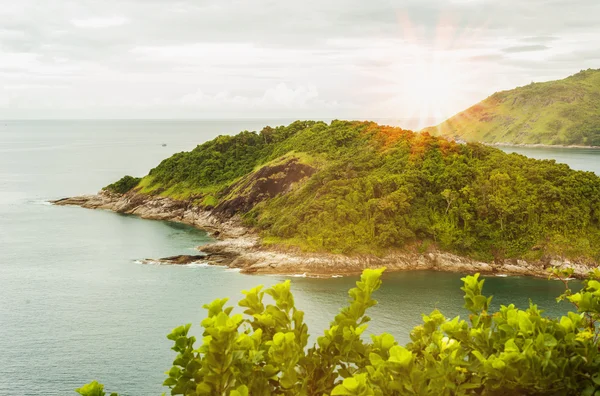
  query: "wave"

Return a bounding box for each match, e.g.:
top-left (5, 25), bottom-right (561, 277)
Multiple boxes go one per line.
top-left (134, 259), bottom-right (211, 267)
top-left (29, 199), bottom-right (53, 206)
top-left (267, 272), bottom-right (344, 279)
top-left (183, 262), bottom-right (211, 268)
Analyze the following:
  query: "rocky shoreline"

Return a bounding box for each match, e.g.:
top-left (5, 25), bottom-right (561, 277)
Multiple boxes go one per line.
top-left (52, 191), bottom-right (594, 279)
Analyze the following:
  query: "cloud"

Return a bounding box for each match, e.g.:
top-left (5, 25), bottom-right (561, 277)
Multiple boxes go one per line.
top-left (71, 16), bottom-right (130, 29)
top-left (180, 83), bottom-right (340, 110)
top-left (1, 0), bottom-right (600, 119)
top-left (520, 36), bottom-right (559, 43)
top-left (467, 54), bottom-right (505, 62)
top-left (502, 45), bottom-right (550, 53)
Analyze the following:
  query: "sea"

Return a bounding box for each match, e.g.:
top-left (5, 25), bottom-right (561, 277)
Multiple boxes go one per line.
top-left (0, 120), bottom-right (598, 395)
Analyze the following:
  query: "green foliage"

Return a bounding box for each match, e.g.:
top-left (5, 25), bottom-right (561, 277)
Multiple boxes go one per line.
top-left (76, 381), bottom-right (118, 396)
top-left (144, 121), bottom-right (319, 194)
top-left (253, 124), bottom-right (600, 261)
top-left (200, 194), bottom-right (218, 208)
top-left (103, 175), bottom-right (141, 194)
top-left (80, 267), bottom-right (600, 395)
top-left (427, 68), bottom-right (600, 146)
top-left (106, 120), bottom-right (600, 261)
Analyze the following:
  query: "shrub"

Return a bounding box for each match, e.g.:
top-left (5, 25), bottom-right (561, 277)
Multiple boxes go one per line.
top-left (103, 175), bottom-right (141, 194)
top-left (79, 267), bottom-right (600, 395)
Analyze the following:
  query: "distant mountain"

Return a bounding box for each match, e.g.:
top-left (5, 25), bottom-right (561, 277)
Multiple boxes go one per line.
top-left (424, 69), bottom-right (600, 146)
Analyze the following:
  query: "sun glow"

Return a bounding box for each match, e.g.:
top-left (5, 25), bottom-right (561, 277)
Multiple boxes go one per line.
top-left (361, 11), bottom-right (482, 130)
top-left (403, 62), bottom-right (462, 127)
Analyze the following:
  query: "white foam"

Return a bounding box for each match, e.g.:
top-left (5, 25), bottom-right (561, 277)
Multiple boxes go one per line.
top-left (266, 272), bottom-right (350, 279)
top-left (29, 199), bottom-right (53, 206)
top-left (136, 259), bottom-right (161, 265)
top-left (134, 259), bottom-right (210, 267)
top-left (183, 262), bottom-right (211, 268)
top-left (495, 274), bottom-right (508, 277)
top-left (225, 268), bottom-right (242, 272)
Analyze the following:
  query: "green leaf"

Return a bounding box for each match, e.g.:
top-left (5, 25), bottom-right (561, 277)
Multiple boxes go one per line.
top-left (75, 381), bottom-right (108, 396)
top-left (388, 345), bottom-right (413, 368)
top-left (543, 334), bottom-right (557, 348)
top-left (230, 385), bottom-right (249, 396)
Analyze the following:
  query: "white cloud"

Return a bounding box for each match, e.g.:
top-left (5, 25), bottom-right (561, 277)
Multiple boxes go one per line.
top-left (262, 84), bottom-right (320, 107)
top-left (0, 0), bottom-right (599, 120)
top-left (71, 16), bottom-right (130, 29)
top-left (180, 83), bottom-right (339, 110)
top-left (0, 91), bottom-right (9, 108)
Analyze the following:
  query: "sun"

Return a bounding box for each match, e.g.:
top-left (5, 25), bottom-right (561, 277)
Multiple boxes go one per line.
top-left (361, 11), bottom-right (482, 130)
top-left (405, 62), bottom-right (460, 126)
top-left (369, 55), bottom-right (465, 130)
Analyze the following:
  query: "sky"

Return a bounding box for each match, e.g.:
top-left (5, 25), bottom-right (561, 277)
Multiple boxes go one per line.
top-left (1, 0), bottom-right (599, 127)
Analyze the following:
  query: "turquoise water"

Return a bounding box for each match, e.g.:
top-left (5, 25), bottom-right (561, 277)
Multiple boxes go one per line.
top-left (0, 120), bottom-right (594, 395)
top-left (498, 145), bottom-right (600, 174)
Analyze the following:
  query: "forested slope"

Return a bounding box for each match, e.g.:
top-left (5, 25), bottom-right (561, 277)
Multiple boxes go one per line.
top-left (106, 120), bottom-right (600, 263)
top-left (424, 69), bottom-right (600, 146)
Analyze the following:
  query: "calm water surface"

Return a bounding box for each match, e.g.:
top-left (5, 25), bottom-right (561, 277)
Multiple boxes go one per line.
top-left (498, 145), bottom-right (600, 174)
top-left (0, 120), bottom-right (595, 395)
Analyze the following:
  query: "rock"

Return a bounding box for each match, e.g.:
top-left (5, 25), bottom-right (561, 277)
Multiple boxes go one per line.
top-left (213, 158), bottom-right (316, 217)
top-left (52, 190), bottom-right (248, 239)
top-left (53, 190), bottom-right (596, 279)
top-left (142, 255), bottom-right (207, 265)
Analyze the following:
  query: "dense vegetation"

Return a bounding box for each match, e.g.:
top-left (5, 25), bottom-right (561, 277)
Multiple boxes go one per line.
top-left (137, 121), bottom-right (317, 197)
top-left (103, 175), bottom-right (142, 194)
top-left (424, 68), bottom-right (600, 146)
top-left (78, 267), bottom-right (600, 395)
top-left (110, 120), bottom-right (600, 263)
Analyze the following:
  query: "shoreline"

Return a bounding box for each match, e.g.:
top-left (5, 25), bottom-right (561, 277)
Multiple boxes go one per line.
top-left (488, 142), bottom-right (600, 150)
top-left (52, 191), bottom-right (594, 279)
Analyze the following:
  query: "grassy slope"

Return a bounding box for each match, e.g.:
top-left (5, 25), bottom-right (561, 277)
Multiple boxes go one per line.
top-left (106, 120), bottom-right (600, 263)
top-left (424, 69), bottom-right (600, 146)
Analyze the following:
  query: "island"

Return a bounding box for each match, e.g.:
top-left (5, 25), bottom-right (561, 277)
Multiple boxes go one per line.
top-left (54, 120), bottom-right (600, 278)
top-left (424, 69), bottom-right (600, 147)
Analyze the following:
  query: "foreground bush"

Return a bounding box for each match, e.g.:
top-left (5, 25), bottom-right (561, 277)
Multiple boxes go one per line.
top-left (78, 268), bottom-right (600, 395)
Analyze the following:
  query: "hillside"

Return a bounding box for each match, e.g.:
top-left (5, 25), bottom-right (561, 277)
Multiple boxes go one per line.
top-left (424, 69), bottom-right (600, 146)
top-left (101, 120), bottom-right (600, 264)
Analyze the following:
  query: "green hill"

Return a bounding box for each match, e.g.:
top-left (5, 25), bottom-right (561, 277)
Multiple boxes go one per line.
top-left (106, 120), bottom-right (600, 263)
top-left (424, 69), bottom-right (600, 146)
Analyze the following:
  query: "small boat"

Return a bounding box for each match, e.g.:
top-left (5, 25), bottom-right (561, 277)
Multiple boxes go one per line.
top-left (162, 143), bottom-right (167, 147)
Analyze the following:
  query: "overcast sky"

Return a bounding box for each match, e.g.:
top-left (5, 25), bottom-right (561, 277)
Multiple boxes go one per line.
top-left (1, 0), bottom-right (599, 125)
